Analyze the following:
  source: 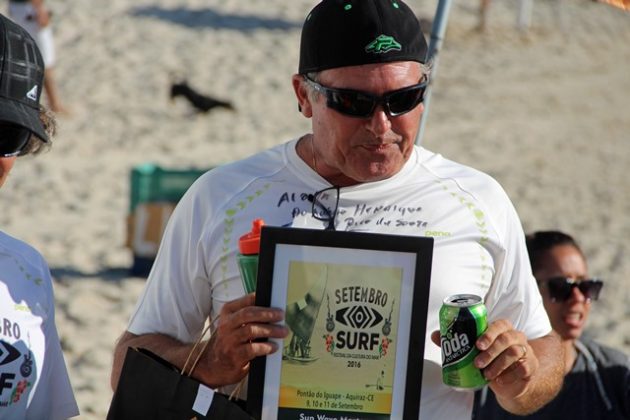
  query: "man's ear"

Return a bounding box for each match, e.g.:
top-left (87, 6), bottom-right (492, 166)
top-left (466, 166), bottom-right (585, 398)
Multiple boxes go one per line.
top-left (292, 74), bottom-right (312, 117)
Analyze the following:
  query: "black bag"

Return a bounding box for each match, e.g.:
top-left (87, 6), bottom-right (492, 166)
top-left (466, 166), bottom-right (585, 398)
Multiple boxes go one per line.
top-left (107, 347), bottom-right (253, 420)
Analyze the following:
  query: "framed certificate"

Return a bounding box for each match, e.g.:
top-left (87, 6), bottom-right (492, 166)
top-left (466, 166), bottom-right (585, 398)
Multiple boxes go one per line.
top-left (247, 227), bottom-right (434, 420)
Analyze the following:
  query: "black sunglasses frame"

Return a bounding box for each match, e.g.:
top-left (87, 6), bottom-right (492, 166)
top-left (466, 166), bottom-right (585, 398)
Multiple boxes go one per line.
top-left (308, 186), bottom-right (340, 231)
top-left (542, 277), bottom-right (604, 303)
top-left (0, 123), bottom-right (32, 157)
top-left (303, 76), bottom-right (428, 118)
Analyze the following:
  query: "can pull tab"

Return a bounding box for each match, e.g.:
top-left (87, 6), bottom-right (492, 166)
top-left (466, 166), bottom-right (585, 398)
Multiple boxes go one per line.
top-left (238, 219), bottom-right (264, 255)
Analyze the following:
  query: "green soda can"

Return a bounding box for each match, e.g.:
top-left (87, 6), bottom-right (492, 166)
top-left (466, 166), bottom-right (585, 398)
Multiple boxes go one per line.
top-left (439, 294), bottom-right (489, 390)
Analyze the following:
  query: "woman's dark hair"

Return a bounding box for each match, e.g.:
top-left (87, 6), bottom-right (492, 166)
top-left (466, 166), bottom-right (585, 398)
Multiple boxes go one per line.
top-left (525, 230), bottom-right (584, 273)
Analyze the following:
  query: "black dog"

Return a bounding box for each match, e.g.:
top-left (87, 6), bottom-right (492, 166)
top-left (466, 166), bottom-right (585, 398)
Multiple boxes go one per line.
top-left (170, 81), bottom-right (234, 113)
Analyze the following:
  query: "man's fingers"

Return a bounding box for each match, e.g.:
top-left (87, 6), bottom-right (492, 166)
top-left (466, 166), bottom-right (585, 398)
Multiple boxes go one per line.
top-left (480, 342), bottom-right (529, 380)
top-left (210, 294), bottom-right (288, 380)
top-left (219, 294), bottom-right (285, 333)
top-left (221, 293), bottom-right (256, 314)
top-left (473, 319), bottom-right (533, 383)
top-left (475, 329), bottom-right (517, 369)
top-left (229, 337), bottom-right (282, 366)
top-left (431, 330), bottom-right (441, 347)
top-left (476, 319), bottom-right (513, 351)
top-left (495, 356), bottom-right (534, 386)
top-left (229, 305), bottom-right (285, 329)
top-left (475, 324), bottom-right (533, 383)
top-left (248, 340), bottom-right (281, 359)
top-left (232, 322), bottom-right (289, 344)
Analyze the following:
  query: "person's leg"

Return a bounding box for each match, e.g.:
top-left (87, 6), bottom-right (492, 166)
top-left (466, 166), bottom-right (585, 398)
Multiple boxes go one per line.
top-left (478, 0), bottom-right (491, 31)
top-left (43, 67), bottom-right (67, 114)
top-left (553, 0), bottom-right (567, 33)
top-left (517, 0), bottom-right (534, 32)
top-left (36, 26), bottom-right (68, 114)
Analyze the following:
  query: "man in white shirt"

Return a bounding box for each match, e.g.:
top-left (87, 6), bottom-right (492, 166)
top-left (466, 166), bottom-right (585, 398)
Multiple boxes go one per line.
top-left (111, 1), bottom-right (564, 418)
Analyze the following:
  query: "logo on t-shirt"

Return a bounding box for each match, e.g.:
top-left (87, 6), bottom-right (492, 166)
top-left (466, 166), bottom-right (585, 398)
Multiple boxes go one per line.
top-left (0, 340), bottom-right (33, 407)
top-left (0, 341), bottom-right (20, 366)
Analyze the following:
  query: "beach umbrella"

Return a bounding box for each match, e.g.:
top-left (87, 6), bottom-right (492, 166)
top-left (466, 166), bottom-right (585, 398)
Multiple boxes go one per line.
top-left (416, 0), bottom-right (453, 145)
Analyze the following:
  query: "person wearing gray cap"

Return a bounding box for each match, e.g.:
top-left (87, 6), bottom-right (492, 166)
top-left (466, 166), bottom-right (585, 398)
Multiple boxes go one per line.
top-left (0, 13), bottom-right (78, 419)
top-left (112, 1), bottom-right (563, 418)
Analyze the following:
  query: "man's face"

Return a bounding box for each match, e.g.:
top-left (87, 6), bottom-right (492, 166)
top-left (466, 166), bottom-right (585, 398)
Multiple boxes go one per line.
top-left (300, 61), bottom-right (424, 186)
top-left (0, 156), bottom-right (17, 188)
top-left (535, 245), bottom-right (590, 341)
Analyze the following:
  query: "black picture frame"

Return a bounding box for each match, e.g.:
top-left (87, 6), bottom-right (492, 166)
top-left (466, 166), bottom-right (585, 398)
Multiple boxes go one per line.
top-left (247, 227), bottom-right (433, 420)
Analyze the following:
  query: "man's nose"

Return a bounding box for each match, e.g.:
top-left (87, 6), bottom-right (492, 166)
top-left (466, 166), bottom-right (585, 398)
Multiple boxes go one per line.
top-left (365, 106), bottom-right (391, 136)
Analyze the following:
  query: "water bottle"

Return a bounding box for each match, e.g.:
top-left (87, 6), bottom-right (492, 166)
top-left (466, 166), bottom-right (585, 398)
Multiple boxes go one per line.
top-left (237, 219), bottom-right (264, 293)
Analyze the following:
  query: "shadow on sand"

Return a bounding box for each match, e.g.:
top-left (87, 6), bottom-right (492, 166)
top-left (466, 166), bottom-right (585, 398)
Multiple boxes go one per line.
top-left (51, 266), bottom-right (143, 282)
top-left (130, 6), bottom-right (302, 32)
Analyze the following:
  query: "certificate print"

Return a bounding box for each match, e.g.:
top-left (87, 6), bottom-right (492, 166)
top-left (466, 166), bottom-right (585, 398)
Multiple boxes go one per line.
top-left (248, 227), bottom-right (433, 420)
top-left (278, 262), bottom-right (402, 418)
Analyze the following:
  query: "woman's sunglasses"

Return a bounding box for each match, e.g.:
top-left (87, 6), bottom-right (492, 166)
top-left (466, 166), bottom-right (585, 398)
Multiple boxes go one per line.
top-left (0, 123), bottom-right (32, 157)
top-left (542, 277), bottom-right (604, 302)
top-left (303, 75), bottom-right (428, 118)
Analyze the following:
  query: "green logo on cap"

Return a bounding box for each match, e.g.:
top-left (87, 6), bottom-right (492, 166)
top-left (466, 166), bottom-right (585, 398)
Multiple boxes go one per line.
top-left (365, 35), bottom-right (402, 54)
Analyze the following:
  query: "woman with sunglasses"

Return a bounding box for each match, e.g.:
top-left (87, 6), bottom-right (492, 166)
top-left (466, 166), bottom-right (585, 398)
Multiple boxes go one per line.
top-left (0, 14), bottom-right (78, 419)
top-left (474, 231), bottom-right (630, 419)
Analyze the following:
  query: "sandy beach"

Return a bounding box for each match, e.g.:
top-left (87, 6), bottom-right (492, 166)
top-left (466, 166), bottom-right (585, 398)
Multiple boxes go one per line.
top-left (2, 0), bottom-right (629, 418)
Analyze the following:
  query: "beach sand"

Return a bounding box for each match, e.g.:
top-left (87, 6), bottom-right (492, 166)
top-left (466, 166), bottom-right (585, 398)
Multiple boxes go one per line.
top-left (2, 0), bottom-right (629, 418)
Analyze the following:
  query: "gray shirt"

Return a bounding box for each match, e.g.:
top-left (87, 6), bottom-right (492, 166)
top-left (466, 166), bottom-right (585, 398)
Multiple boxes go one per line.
top-left (473, 339), bottom-right (630, 419)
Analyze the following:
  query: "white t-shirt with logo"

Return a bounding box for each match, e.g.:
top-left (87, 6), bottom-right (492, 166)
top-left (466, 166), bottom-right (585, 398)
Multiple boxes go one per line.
top-left (0, 232), bottom-right (78, 419)
top-left (128, 139), bottom-right (551, 420)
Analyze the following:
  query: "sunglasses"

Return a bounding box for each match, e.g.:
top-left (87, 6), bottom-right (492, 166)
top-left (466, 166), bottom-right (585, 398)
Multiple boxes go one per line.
top-left (542, 277), bottom-right (603, 302)
top-left (303, 75), bottom-right (428, 118)
top-left (0, 123), bottom-right (32, 157)
top-left (308, 186), bottom-right (340, 231)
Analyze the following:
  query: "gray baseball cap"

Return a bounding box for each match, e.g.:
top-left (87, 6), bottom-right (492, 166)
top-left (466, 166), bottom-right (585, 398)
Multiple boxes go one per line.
top-left (0, 13), bottom-right (48, 142)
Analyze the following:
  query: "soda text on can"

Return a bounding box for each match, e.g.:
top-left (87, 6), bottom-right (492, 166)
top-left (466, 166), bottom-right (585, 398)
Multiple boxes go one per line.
top-left (439, 294), bottom-right (489, 391)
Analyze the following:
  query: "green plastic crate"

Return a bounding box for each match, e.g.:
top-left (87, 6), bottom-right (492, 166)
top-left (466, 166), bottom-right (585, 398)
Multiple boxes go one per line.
top-left (129, 163), bottom-right (211, 212)
top-left (128, 163), bottom-right (212, 276)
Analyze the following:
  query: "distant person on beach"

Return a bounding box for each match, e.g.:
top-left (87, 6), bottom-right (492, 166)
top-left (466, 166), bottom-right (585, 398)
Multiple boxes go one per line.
top-left (479, 0), bottom-right (491, 31)
top-left (478, 0), bottom-right (568, 33)
top-left (0, 13), bottom-right (78, 419)
top-left (477, 0), bottom-right (537, 32)
top-left (7, 0), bottom-right (68, 114)
top-left (112, 1), bottom-right (564, 418)
top-left (473, 230), bottom-right (630, 419)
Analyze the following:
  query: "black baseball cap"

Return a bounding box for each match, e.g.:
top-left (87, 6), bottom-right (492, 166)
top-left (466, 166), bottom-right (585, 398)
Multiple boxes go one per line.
top-left (0, 13), bottom-right (48, 142)
top-left (298, 0), bottom-right (428, 74)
